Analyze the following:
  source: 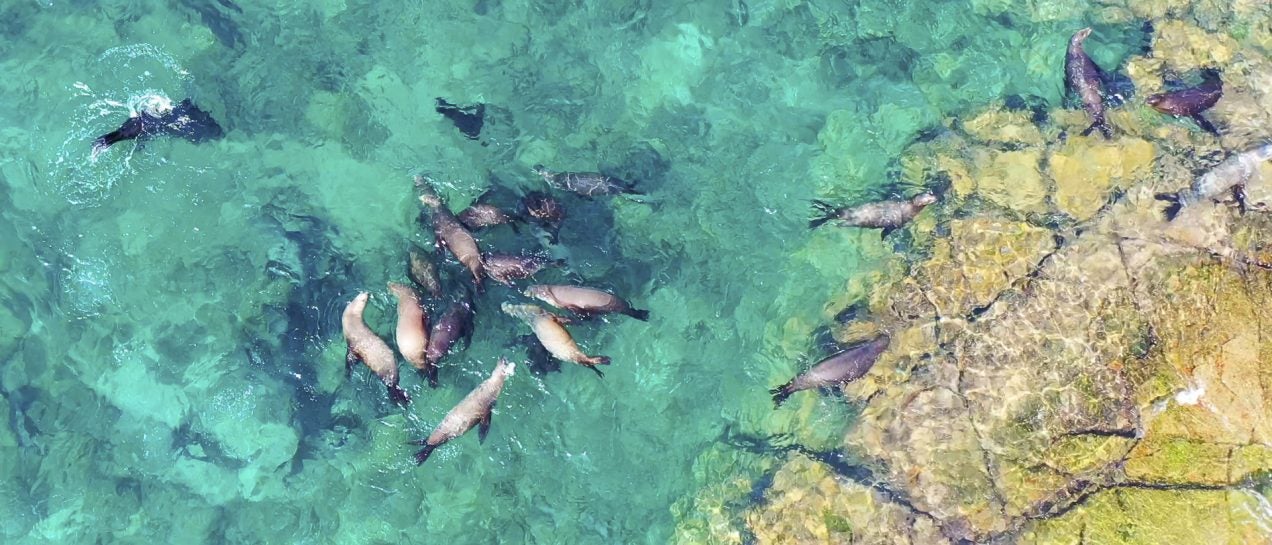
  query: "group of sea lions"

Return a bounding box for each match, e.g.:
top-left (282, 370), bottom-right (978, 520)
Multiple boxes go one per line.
top-left (342, 171), bottom-right (649, 465)
top-left (781, 26), bottom-right (1271, 407)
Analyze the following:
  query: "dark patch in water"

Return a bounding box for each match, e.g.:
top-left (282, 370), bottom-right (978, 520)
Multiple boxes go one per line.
top-left (436, 97), bottom-right (486, 140)
top-left (180, 0), bottom-right (244, 49)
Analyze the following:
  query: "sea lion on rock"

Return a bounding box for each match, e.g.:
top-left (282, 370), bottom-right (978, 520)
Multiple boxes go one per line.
top-left (502, 303), bottom-right (610, 377)
top-left (482, 253), bottom-right (564, 286)
top-left (410, 357), bottom-right (515, 465)
top-left (92, 97), bottom-right (224, 158)
top-left (341, 292), bottom-right (410, 405)
top-left (407, 245), bottom-right (444, 299)
top-left (1146, 70), bottom-right (1223, 135)
top-left (809, 192), bottom-right (937, 236)
top-left (416, 176), bottom-right (485, 291)
top-left (423, 293), bottom-right (475, 387)
top-left (1065, 27), bottom-right (1112, 139)
top-left (388, 283), bottom-right (429, 375)
top-left (1155, 143), bottom-right (1272, 220)
top-left (524, 284), bottom-right (649, 321)
top-left (533, 164), bottom-right (641, 197)
top-left (770, 334), bottom-right (890, 407)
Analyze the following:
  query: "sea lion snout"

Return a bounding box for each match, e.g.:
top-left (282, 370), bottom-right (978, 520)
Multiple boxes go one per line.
top-left (912, 192), bottom-right (938, 207)
top-left (1073, 27), bottom-right (1092, 41)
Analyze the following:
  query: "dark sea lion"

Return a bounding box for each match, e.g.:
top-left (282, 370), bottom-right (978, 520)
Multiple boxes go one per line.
top-left (502, 303), bottom-right (610, 377)
top-left (92, 98), bottom-right (224, 158)
top-left (517, 191), bottom-right (566, 243)
top-left (1146, 70), bottom-right (1223, 135)
top-left (533, 164), bottom-right (642, 197)
top-left (482, 253), bottom-right (564, 286)
top-left (809, 192), bottom-right (937, 236)
top-left (1155, 143), bottom-right (1272, 220)
top-left (409, 357), bottom-right (515, 465)
top-left (435, 97), bottom-right (485, 140)
top-left (406, 245), bottom-right (444, 299)
top-left (770, 334), bottom-right (890, 407)
top-left (341, 292), bottom-right (410, 405)
top-left (423, 293), bottom-right (476, 387)
top-left (524, 284), bottom-right (649, 321)
top-left (416, 176), bottom-right (486, 291)
top-left (387, 282), bottom-right (429, 375)
top-left (1065, 27), bottom-right (1112, 139)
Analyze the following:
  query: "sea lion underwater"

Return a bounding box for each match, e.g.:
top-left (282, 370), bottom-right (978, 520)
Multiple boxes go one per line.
top-left (416, 176), bottom-right (486, 291)
top-left (92, 98), bottom-right (224, 158)
top-left (423, 292), bottom-right (476, 387)
top-left (770, 334), bottom-right (891, 407)
top-left (1155, 143), bottom-right (1272, 220)
top-left (533, 165), bottom-right (642, 197)
top-left (518, 191), bottom-right (567, 243)
top-left (524, 284), bottom-right (649, 321)
top-left (809, 192), bottom-right (937, 236)
top-left (409, 357), bottom-right (515, 465)
top-left (1065, 27), bottom-right (1112, 139)
top-left (435, 97), bottom-right (485, 140)
top-left (502, 303), bottom-right (611, 377)
top-left (406, 245), bottom-right (444, 299)
top-left (387, 282), bottom-right (429, 376)
top-left (341, 292), bottom-right (410, 405)
top-left (458, 202), bottom-right (523, 233)
top-left (482, 253), bottom-right (565, 286)
top-left (1146, 70), bottom-right (1223, 135)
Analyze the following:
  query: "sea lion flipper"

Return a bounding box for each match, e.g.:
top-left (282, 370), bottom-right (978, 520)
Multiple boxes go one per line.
top-left (1192, 114), bottom-right (1220, 136)
top-left (588, 365), bottom-right (605, 379)
top-left (413, 443), bottom-right (438, 465)
top-left (426, 366), bottom-right (439, 389)
top-left (1154, 192), bottom-right (1183, 221)
top-left (1233, 184), bottom-right (1248, 216)
top-left (344, 346), bottom-right (359, 377)
top-left (478, 410), bottom-right (492, 443)
top-left (880, 226), bottom-right (897, 238)
top-left (770, 381), bottom-right (795, 408)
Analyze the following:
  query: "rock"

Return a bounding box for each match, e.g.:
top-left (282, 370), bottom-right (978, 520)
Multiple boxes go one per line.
top-left (910, 218), bottom-right (1054, 318)
top-left (959, 106), bottom-right (1045, 148)
top-left (1048, 136), bottom-right (1155, 220)
top-left (1152, 20), bottom-right (1239, 73)
top-left (970, 148), bottom-right (1049, 214)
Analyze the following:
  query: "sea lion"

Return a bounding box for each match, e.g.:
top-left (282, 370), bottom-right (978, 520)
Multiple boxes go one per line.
top-left (92, 98), bottom-right (224, 158)
top-left (524, 284), bottom-right (649, 321)
top-left (416, 176), bottom-right (485, 291)
top-left (502, 303), bottom-right (610, 377)
top-left (407, 245), bottom-right (444, 299)
top-left (458, 202), bottom-right (522, 232)
top-left (435, 97), bottom-right (485, 140)
top-left (341, 292), bottom-right (410, 405)
top-left (533, 165), bottom-right (641, 197)
top-left (482, 253), bottom-right (564, 286)
top-left (388, 282), bottom-right (429, 376)
top-left (410, 357), bottom-right (515, 465)
top-left (423, 293), bottom-right (476, 387)
top-left (518, 191), bottom-right (566, 243)
top-left (770, 334), bottom-right (890, 407)
top-left (1146, 71), bottom-right (1223, 135)
top-left (808, 192), bottom-right (937, 236)
top-left (1155, 143), bottom-right (1272, 220)
top-left (1065, 27), bottom-right (1112, 139)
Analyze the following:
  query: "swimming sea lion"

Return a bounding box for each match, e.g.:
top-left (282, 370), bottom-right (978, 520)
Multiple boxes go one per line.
top-left (518, 191), bottom-right (566, 243)
top-left (524, 284), bottom-right (649, 321)
top-left (482, 253), bottom-right (564, 286)
top-left (1065, 27), bottom-right (1112, 139)
top-left (92, 98), bottom-right (224, 158)
top-left (424, 293), bottom-right (476, 387)
top-left (1155, 143), bottom-right (1272, 220)
top-left (435, 97), bottom-right (485, 140)
top-left (416, 176), bottom-right (485, 291)
top-left (1146, 70), bottom-right (1223, 135)
top-left (388, 282), bottom-right (429, 376)
top-left (809, 192), bottom-right (937, 236)
top-left (770, 334), bottom-right (890, 407)
top-left (341, 292), bottom-right (410, 405)
top-left (458, 202), bottom-right (522, 232)
top-left (407, 245), bottom-right (444, 299)
top-left (410, 357), bottom-right (515, 465)
top-left (502, 303), bottom-right (610, 377)
top-left (533, 165), bottom-right (641, 197)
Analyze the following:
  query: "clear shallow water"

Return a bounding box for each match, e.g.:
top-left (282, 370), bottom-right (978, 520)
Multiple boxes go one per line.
top-left (0, 1), bottom-right (1151, 543)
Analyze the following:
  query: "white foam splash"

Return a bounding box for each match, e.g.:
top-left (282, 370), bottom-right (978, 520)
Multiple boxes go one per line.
top-left (1175, 382), bottom-right (1205, 405)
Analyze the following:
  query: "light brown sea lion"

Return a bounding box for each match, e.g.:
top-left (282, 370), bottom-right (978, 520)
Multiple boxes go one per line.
top-left (388, 282), bottom-right (429, 375)
top-left (482, 253), bottom-right (565, 286)
top-left (502, 303), bottom-right (610, 377)
top-left (1065, 27), bottom-right (1112, 139)
top-left (407, 245), bottom-right (443, 299)
top-left (409, 357), bottom-right (515, 465)
top-left (1155, 143), bottom-right (1272, 220)
top-left (415, 176), bottom-right (485, 291)
top-left (532, 165), bottom-right (641, 197)
top-left (341, 292), bottom-right (410, 405)
top-left (524, 284), bottom-right (649, 321)
top-left (423, 293), bottom-right (475, 387)
top-left (770, 334), bottom-right (890, 407)
top-left (809, 192), bottom-right (937, 236)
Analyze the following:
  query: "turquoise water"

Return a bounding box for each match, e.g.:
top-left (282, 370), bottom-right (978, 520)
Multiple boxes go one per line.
top-left (0, 1), bottom-right (1152, 543)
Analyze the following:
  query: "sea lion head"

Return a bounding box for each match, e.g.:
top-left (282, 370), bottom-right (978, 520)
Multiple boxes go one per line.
top-left (501, 302), bottom-right (546, 321)
top-left (912, 192), bottom-right (938, 207)
top-left (413, 175), bottom-right (443, 208)
top-left (523, 285), bottom-right (548, 299)
top-left (496, 357), bottom-right (517, 377)
top-left (1071, 27), bottom-right (1092, 45)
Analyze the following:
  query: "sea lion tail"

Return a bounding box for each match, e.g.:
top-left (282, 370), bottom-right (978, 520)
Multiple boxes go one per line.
top-left (426, 366), bottom-right (439, 389)
top-left (388, 384), bottom-right (411, 406)
top-left (1154, 192), bottom-right (1183, 221)
top-left (413, 443), bottom-right (438, 465)
top-left (770, 382), bottom-right (795, 408)
top-left (1080, 119), bottom-right (1113, 140)
top-left (809, 200), bottom-right (837, 229)
top-left (623, 307), bottom-right (650, 321)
